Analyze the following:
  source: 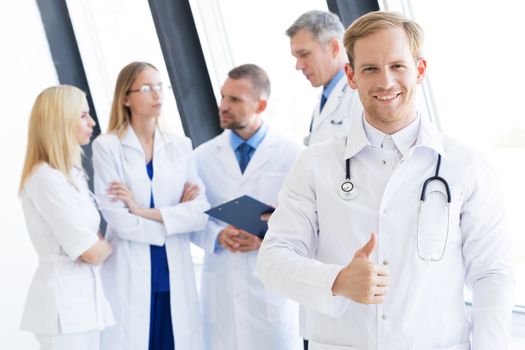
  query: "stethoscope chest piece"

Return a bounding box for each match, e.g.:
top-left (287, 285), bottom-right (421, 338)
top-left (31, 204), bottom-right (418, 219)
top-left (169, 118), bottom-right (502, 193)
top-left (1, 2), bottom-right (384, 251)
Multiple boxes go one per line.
top-left (339, 157), bottom-right (357, 200)
top-left (339, 179), bottom-right (357, 200)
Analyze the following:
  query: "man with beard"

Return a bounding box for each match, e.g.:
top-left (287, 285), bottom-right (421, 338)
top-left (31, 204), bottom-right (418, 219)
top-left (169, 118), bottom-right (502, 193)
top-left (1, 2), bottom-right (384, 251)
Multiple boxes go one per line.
top-left (194, 64), bottom-right (303, 350)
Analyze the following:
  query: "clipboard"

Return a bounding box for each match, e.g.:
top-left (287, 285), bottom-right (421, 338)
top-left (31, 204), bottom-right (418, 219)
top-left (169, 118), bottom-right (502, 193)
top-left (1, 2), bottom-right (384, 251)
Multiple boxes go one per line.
top-left (204, 195), bottom-right (275, 238)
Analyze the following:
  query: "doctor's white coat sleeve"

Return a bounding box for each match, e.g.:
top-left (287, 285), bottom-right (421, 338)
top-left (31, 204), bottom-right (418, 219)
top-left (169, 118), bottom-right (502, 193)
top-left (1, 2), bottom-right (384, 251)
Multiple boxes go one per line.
top-left (190, 217), bottom-right (225, 254)
top-left (256, 150), bottom-right (349, 317)
top-left (29, 168), bottom-right (98, 260)
top-left (461, 155), bottom-right (514, 350)
top-left (158, 138), bottom-right (210, 236)
top-left (92, 136), bottom-right (208, 246)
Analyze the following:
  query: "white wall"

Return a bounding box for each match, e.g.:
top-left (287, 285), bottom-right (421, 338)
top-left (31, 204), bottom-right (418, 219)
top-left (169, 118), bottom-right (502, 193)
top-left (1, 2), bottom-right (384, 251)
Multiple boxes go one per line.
top-left (0, 1), bottom-right (58, 348)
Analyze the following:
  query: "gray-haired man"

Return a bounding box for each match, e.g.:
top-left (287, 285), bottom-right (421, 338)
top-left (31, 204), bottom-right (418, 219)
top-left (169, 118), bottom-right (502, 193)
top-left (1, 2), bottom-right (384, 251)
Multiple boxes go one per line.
top-left (287, 10), bottom-right (362, 146)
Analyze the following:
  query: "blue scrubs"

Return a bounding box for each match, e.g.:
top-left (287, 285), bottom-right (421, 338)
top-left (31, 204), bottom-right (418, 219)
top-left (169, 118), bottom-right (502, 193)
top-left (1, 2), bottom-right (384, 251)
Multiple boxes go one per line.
top-left (147, 160), bottom-right (175, 350)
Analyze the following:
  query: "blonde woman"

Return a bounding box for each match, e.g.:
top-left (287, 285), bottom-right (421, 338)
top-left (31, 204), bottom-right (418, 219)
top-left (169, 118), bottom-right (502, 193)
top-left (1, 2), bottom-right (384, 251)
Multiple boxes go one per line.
top-left (19, 85), bottom-right (114, 350)
top-left (92, 62), bottom-right (209, 350)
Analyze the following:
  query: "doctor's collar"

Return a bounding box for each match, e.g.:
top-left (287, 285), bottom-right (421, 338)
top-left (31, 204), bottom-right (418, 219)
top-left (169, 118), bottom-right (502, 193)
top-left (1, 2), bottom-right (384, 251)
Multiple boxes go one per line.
top-left (414, 114), bottom-right (447, 159)
top-left (344, 112), bottom-right (444, 160)
top-left (229, 121), bottom-right (268, 150)
top-left (323, 68), bottom-right (345, 99)
top-left (362, 116), bottom-right (421, 159)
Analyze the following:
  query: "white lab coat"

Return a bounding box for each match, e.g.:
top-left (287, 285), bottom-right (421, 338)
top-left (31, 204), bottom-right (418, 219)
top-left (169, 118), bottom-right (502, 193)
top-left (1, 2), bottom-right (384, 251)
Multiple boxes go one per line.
top-left (92, 127), bottom-right (209, 350)
top-left (193, 128), bottom-right (303, 350)
top-left (257, 116), bottom-right (513, 350)
top-left (20, 164), bottom-right (114, 336)
top-left (306, 76), bottom-right (362, 146)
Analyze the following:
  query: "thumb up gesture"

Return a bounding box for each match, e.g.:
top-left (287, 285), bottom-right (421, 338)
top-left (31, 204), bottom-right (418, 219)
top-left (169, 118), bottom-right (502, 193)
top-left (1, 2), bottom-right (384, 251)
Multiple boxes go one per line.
top-left (331, 233), bottom-right (390, 304)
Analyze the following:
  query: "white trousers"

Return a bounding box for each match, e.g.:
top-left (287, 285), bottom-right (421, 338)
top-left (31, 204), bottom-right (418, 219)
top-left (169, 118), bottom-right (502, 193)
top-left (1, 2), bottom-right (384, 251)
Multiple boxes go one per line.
top-left (35, 330), bottom-right (100, 350)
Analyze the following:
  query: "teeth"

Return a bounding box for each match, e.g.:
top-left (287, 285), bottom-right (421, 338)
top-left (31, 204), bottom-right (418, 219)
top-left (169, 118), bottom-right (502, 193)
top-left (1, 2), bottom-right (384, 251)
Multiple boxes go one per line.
top-left (377, 94), bottom-right (397, 100)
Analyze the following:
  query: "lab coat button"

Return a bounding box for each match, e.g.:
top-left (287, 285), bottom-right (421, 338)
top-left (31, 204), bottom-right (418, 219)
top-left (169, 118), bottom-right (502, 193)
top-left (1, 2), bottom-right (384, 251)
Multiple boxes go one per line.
top-left (383, 260), bottom-right (389, 266)
top-left (382, 314), bottom-right (387, 320)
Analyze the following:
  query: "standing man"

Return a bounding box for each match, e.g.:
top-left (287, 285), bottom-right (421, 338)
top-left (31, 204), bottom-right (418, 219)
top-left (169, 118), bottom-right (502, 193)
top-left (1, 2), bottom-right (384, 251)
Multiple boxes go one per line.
top-left (287, 10), bottom-right (363, 146)
top-left (257, 11), bottom-right (513, 350)
top-left (288, 10), bottom-right (364, 349)
top-left (194, 64), bottom-right (302, 350)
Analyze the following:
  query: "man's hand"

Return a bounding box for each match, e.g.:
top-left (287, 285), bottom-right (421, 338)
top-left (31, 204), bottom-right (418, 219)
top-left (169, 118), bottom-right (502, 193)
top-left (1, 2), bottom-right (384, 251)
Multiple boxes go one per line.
top-left (260, 203), bottom-right (276, 222)
top-left (218, 226), bottom-right (262, 253)
top-left (232, 229), bottom-right (262, 252)
top-left (218, 226), bottom-right (242, 252)
top-left (331, 233), bottom-right (390, 304)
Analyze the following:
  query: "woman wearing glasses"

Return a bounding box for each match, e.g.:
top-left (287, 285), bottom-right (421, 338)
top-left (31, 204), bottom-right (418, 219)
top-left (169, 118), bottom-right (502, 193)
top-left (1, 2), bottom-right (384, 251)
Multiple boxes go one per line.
top-left (92, 62), bottom-right (209, 350)
top-left (19, 85), bottom-right (114, 349)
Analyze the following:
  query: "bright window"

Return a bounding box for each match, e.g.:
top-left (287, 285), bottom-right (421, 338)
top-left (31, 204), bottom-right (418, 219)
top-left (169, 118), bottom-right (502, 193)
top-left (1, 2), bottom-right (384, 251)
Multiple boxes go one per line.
top-left (66, 0), bottom-right (183, 134)
top-left (191, 0), bottom-right (329, 145)
top-left (407, 0), bottom-right (525, 309)
top-left (1, 2), bottom-right (59, 349)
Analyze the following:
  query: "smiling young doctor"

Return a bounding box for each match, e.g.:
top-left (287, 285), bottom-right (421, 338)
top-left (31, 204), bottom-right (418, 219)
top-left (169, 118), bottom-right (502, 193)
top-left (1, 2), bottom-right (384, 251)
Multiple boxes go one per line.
top-left (92, 62), bottom-right (209, 350)
top-left (19, 85), bottom-right (114, 350)
top-left (257, 11), bottom-right (514, 350)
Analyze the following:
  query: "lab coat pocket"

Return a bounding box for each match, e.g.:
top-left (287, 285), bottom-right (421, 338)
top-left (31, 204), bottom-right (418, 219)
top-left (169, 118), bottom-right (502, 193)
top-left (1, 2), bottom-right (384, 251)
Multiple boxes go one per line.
top-left (57, 265), bottom-right (97, 332)
top-left (201, 271), bottom-right (216, 323)
top-left (58, 265), bottom-right (94, 297)
top-left (258, 172), bottom-right (286, 204)
top-left (416, 184), bottom-right (463, 261)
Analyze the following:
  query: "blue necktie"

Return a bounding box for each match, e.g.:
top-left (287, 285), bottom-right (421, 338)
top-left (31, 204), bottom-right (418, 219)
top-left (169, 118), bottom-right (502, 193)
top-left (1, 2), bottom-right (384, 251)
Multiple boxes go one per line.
top-left (237, 142), bottom-right (252, 173)
top-left (320, 92), bottom-right (328, 112)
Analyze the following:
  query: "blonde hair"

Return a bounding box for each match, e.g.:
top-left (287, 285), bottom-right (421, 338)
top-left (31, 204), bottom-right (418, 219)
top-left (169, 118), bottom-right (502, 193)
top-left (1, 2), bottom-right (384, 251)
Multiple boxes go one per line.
top-left (343, 11), bottom-right (424, 68)
top-left (107, 61), bottom-right (159, 137)
top-left (19, 85), bottom-right (86, 194)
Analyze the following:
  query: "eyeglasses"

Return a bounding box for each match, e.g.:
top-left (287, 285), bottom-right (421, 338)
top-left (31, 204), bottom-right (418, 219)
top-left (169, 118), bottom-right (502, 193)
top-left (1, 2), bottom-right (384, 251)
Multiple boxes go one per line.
top-left (127, 84), bottom-right (163, 94)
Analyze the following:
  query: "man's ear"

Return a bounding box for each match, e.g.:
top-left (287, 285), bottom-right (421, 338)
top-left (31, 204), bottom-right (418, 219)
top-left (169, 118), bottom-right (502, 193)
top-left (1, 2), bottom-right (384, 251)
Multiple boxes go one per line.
top-left (344, 63), bottom-right (358, 90)
top-left (256, 99), bottom-right (267, 114)
top-left (329, 38), bottom-right (340, 57)
top-left (416, 58), bottom-right (427, 84)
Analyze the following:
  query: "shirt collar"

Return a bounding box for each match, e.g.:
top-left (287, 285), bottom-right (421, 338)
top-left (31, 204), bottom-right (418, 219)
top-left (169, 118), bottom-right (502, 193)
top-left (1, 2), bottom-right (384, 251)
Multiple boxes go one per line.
top-left (229, 121), bottom-right (268, 150)
top-left (121, 125), bottom-right (169, 154)
top-left (344, 113), bottom-right (446, 160)
top-left (323, 68), bottom-right (345, 99)
top-left (415, 114), bottom-right (446, 158)
top-left (362, 117), bottom-right (385, 148)
top-left (391, 117), bottom-right (420, 157)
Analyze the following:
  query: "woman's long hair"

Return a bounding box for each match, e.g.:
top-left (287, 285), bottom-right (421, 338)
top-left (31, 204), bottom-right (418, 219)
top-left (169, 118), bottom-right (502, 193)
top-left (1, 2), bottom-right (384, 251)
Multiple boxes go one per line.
top-left (19, 85), bottom-right (85, 194)
top-left (107, 61), bottom-right (159, 138)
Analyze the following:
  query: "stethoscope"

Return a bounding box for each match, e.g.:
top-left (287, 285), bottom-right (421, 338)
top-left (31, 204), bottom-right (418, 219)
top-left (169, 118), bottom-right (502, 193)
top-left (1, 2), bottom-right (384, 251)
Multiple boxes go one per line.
top-left (338, 152), bottom-right (451, 262)
top-left (339, 157), bottom-right (357, 200)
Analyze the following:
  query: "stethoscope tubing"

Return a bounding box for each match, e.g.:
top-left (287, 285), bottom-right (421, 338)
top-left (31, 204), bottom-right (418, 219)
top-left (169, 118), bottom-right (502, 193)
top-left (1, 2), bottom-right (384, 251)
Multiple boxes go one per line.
top-left (340, 151), bottom-right (452, 261)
